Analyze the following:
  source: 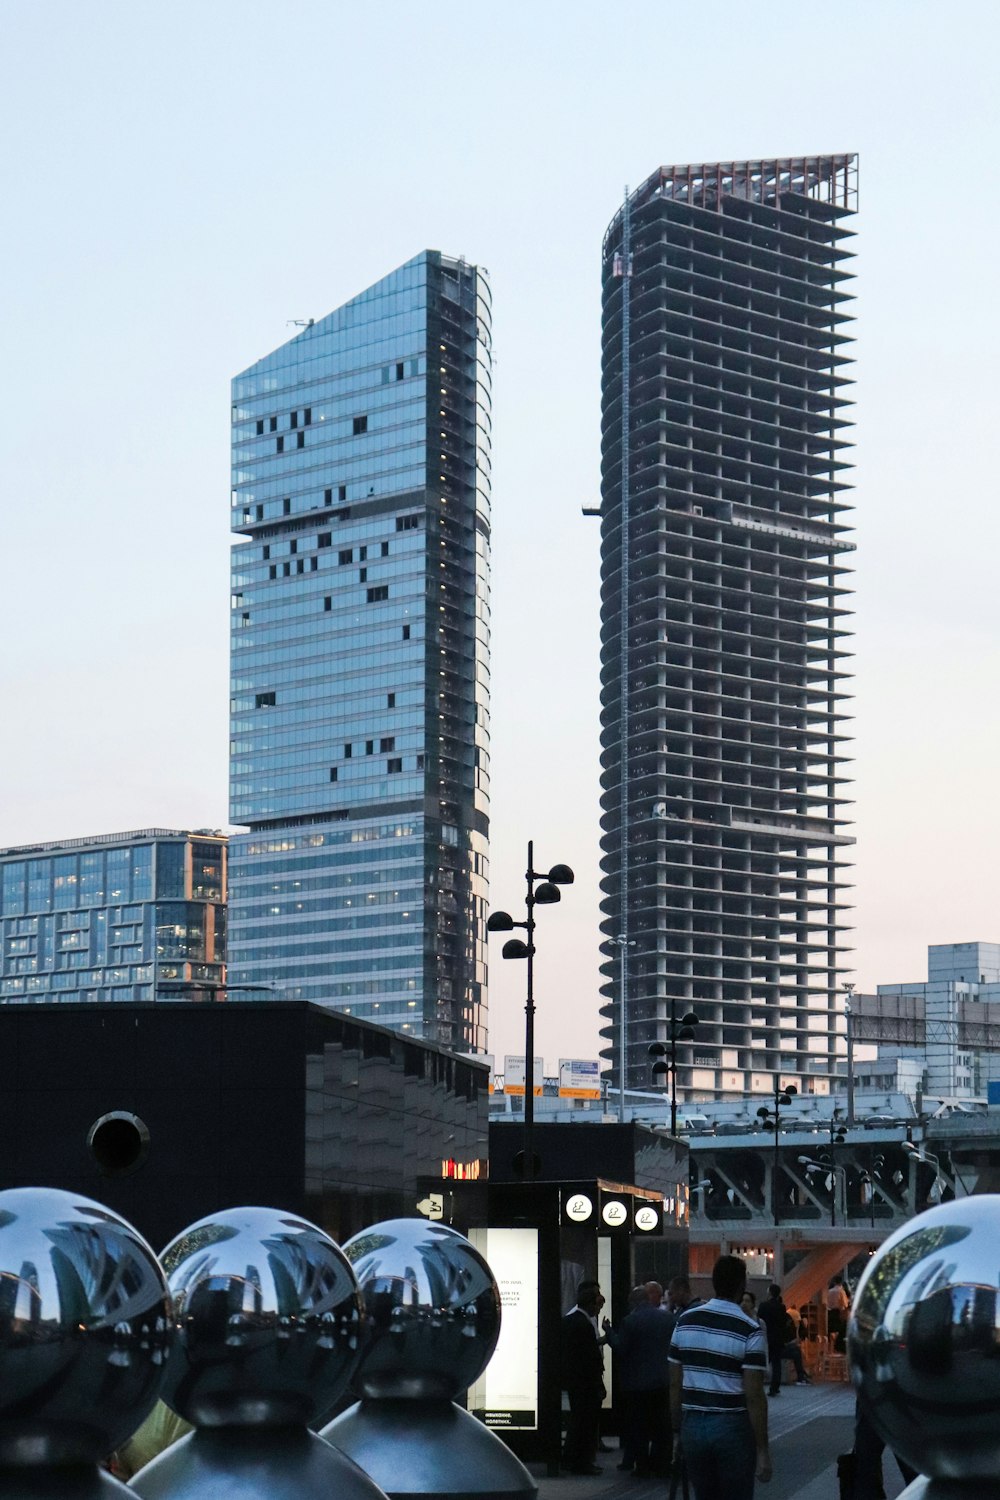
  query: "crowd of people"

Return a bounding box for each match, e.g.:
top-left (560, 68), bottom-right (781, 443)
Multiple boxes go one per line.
top-left (559, 1263), bottom-right (910, 1499)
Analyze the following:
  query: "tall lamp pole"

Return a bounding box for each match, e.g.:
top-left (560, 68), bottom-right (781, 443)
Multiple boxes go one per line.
top-left (648, 1001), bottom-right (700, 1137)
top-left (487, 840), bottom-right (574, 1181)
top-left (844, 982), bottom-right (856, 1126)
top-left (608, 933), bottom-right (636, 1123)
top-left (756, 1077), bottom-right (798, 1226)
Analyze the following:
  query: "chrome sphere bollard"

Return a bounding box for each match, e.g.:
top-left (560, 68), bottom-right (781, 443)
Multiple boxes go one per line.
top-left (322, 1219), bottom-right (536, 1500)
top-left (129, 1207), bottom-right (389, 1500)
top-left (0, 1186), bottom-right (172, 1499)
top-left (849, 1195), bottom-right (1000, 1499)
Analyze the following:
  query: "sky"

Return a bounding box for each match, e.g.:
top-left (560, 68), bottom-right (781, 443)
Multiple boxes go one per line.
top-left (2, 0), bottom-right (999, 1074)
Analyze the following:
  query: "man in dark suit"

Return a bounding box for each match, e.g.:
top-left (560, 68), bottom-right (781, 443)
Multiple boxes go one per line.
top-left (757, 1283), bottom-right (788, 1397)
top-left (560, 1282), bottom-right (607, 1474)
top-left (615, 1281), bottom-right (673, 1475)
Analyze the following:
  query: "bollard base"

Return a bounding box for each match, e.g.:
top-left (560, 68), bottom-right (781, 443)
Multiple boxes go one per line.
top-left (128, 1425), bottom-right (387, 1500)
top-left (0, 1467), bottom-right (131, 1498)
top-left (323, 1399), bottom-right (538, 1500)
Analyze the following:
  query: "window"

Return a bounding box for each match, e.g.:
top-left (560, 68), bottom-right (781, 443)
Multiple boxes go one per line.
top-left (283, 498), bottom-right (291, 516)
top-left (262, 545), bottom-right (270, 559)
top-left (276, 435), bottom-right (284, 453)
top-left (269, 565), bottom-right (277, 579)
top-left (339, 549), bottom-right (353, 565)
top-left (304, 408), bottom-right (312, 425)
top-left (256, 419), bottom-right (264, 435)
top-left (380, 737), bottom-right (395, 752)
top-left (387, 758), bottom-right (402, 773)
top-left (324, 596), bottom-right (332, 611)
top-left (381, 541), bottom-right (389, 556)
top-left (365, 740), bottom-right (374, 755)
top-left (353, 415), bottom-right (368, 435)
top-left (296, 559), bottom-right (304, 573)
top-left (387, 693), bottom-right (395, 708)
top-left (289, 539), bottom-right (297, 554)
top-left (283, 561), bottom-right (291, 575)
top-left (402, 624), bottom-right (411, 640)
top-left (329, 767), bottom-right (338, 782)
top-left (255, 692), bottom-right (276, 708)
top-left (359, 545), bottom-right (367, 561)
top-left (344, 743), bottom-right (352, 758)
top-left (324, 487), bottom-right (332, 504)
top-left (297, 431), bottom-right (305, 449)
top-left (290, 411), bottom-right (298, 429)
top-left (396, 362), bottom-right (405, 380)
top-left (367, 585), bottom-right (388, 603)
top-left (269, 416), bottom-right (277, 432)
top-left (310, 556), bottom-right (318, 571)
top-left (318, 532), bottom-right (331, 548)
top-left (339, 484), bottom-right (347, 501)
top-left (416, 754), bottom-right (425, 770)
top-left (255, 504), bottom-right (264, 521)
top-left (396, 514), bottom-right (420, 531)
top-left (359, 568), bottom-right (367, 582)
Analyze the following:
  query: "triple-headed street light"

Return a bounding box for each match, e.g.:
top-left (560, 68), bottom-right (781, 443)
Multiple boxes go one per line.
top-left (486, 839), bottom-right (573, 1181)
top-left (648, 1002), bottom-right (700, 1138)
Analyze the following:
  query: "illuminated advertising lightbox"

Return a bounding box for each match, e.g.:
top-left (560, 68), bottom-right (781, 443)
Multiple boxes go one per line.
top-left (468, 1227), bottom-right (539, 1430)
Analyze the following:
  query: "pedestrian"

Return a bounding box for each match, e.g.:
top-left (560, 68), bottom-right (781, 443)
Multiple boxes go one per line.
top-left (669, 1253), bottom-right (771, 1499)
top-left (849, 1398), bottom-right (918, 1499)
top-left (827, 1276), bottom-right (850, 1351)
top-left (779, 1307), bottom-right (810, 1385)
top-left (756, 1285), bottom-right (788, 1397)
top-left (560, 1282), bottom-right (607, 1474)
top-left (667, 1275), bottom-right (702, 1316)
top-left (606, 1286), bottom-right (650, 1471)
top-left (614, 1281), bottom-right (673, 1476)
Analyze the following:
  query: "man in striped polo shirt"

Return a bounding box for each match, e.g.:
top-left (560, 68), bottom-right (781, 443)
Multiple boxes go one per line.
top-left (669, 1254), bottom-right (771, 1497)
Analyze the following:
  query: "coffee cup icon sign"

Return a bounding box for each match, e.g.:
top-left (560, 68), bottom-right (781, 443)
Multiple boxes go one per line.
top-left (565, 1194), bottom-right (593, 1222)
top-left (602, 1199), bottom-right (627, 1227)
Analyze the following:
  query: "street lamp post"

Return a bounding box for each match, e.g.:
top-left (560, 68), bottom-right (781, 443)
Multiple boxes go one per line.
top-left (798, 1156), bottom-right (848, 1227)
top-left (648, 1002), bottom-right (700, 1137)
top-left (608, 933), bottom-right (636, 1123)
top-left (486, 839), bottom-right (573, 1181)
top-left (844, 982), bottom-right (856, 1126)
top-left (756, 1078), bottom-right (798, 1226)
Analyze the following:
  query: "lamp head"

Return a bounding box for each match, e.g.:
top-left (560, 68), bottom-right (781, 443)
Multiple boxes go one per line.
top-left (533, 882), bottom-right (561, 905)
top-left (756, 1106), bottom-right (770, 1120)
top-left (547, 863), bottom-right (575, 885)
top-left (651, 1062), bottom-right (670, 1079)
top-left (681, 1011), bottom-right (699, 1027)
top-left (501, 938), bottom-right (530, 960)
top-left (647, 1043), bottom-right (668, 1059)
top-left (784, 1083), bottom-right (798, 1096)
top-left (677, 1027), bottom-right (695, 1042)
top-left (486, 910), bottom-right (515, 933)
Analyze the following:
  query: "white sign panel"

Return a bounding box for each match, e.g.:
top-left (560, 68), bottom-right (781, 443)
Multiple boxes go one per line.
top-left (558, 1058), bottom-right (601, 1100)
top-left (504, 1055), bottom-right (544, 1097)
top-left (565, 1192), bottom-right (594, 1223)
top-left (468, 1227), bottom-right (539, 1430)
top-left (602, 1198), bottom-right (628, 1228)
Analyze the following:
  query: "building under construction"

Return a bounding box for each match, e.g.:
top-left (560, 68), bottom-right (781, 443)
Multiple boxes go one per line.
top-left (598, 156), bottom-right (858, 1099)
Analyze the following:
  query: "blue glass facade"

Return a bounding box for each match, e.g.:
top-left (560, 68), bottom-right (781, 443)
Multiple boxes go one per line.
top-left (0, 829), bottom-right (227, 1002)
top-left (228, 253), bottom-right (491, 1050)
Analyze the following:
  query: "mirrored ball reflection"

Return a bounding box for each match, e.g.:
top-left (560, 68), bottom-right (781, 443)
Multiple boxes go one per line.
top-left (160, 1206), bottom-right (364, 1427)
top-left (344, 1218), bottom-right (500, 1400)
top-left (848, 1195), bottom-right (1000, 1481)
top-left (0, 1186), bottom-right (171, 1466)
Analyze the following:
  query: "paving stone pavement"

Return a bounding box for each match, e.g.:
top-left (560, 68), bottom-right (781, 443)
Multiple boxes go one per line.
top-left (531, 1381), bottom-right (909, 1500)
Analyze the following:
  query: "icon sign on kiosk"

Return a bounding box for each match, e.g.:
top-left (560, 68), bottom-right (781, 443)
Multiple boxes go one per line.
top-left (601, 1197), bottom-right (631, 1230)
top-left (564, 1192), bottom-right (594, 1224)
top-left (634, 1203), bottom-right (662, 1234)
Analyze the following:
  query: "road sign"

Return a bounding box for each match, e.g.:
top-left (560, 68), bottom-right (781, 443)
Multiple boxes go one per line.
top-left (558, 1058), bottom-right (601, 1099)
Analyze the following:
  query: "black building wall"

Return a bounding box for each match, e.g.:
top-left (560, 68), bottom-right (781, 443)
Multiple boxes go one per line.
top-left (0, 1002), bottom-right (488, 1250)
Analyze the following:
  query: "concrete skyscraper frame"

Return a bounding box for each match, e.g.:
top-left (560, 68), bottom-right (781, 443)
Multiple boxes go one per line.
top-left (598, 157), bottom-right (857, 1100)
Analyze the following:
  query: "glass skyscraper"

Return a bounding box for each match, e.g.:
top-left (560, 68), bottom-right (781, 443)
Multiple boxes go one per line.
top-left (599, 157), bottom-right (857, 1099)
top-left (228, 253), bottom-right (491, 1051)
top-left (0, 829), bottom-right (227, 1003)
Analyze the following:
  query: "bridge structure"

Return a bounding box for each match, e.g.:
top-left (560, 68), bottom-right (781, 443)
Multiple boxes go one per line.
top-left (687, 1112), bottom-right (1000, 1305)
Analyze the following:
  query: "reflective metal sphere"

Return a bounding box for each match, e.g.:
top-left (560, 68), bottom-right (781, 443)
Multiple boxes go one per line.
top-left (0, 1186), bottom-right (171, 1467)
top-left (343, 1219), bottom-right (500, 1400)
top-left (849, 1195), bottom-right (1000, 1481)
top-left (159, 1206), bottom-right (363, 1427)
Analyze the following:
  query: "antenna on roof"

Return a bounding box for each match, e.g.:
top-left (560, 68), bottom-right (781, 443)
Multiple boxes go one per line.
top-left (287, 318), bottom-right (315, 328)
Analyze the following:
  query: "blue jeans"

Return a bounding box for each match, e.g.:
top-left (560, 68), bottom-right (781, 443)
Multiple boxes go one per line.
top-left (680, 1409), bottom-right (756, 1500)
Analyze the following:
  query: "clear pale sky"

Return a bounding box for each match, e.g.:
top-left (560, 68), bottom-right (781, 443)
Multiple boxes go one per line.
top-left (2, 0), bottom-right (998, 1072)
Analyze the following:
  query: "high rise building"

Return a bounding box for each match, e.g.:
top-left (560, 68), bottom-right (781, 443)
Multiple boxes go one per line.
top-left (598, 157), bottom-right (857, 1099)
top-left (0, 829), bottom-right (227, 1003)
top-left (228, 253), bottom-right (491, 1051)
